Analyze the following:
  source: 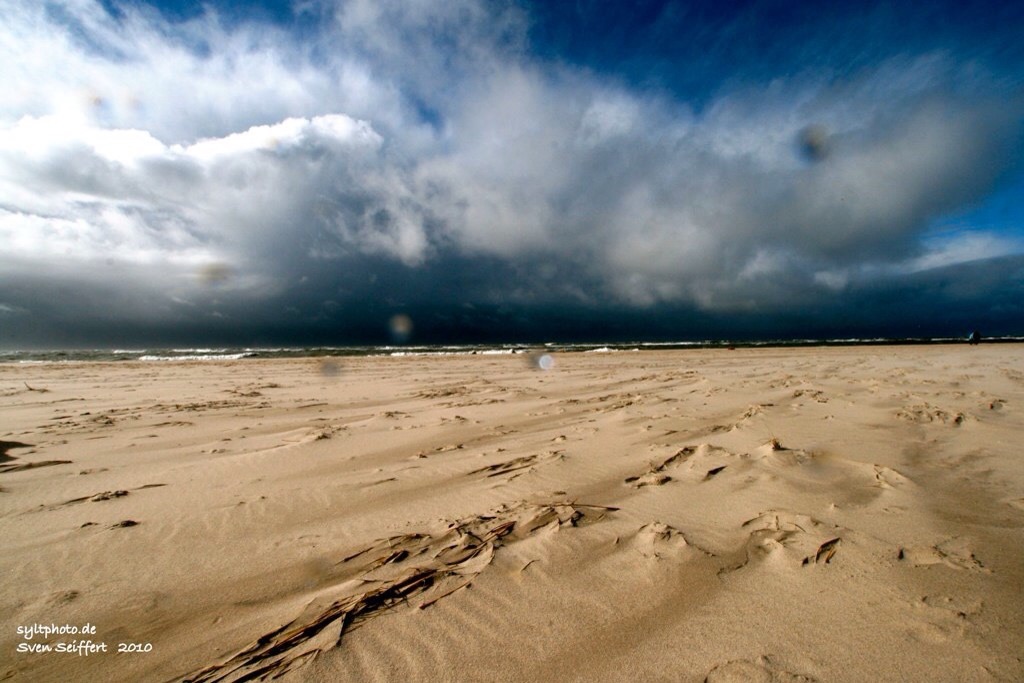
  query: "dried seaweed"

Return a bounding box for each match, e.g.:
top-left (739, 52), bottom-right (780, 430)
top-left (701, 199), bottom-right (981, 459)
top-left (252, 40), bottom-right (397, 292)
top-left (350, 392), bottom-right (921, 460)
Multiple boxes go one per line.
top-left (0, 459), bottom-right (73, 474)
top-left (0, 441), bottom-right (61, 474)
top-left (624, 446), bottom-right (694, 486)
top-left (803, 537), bottom-right (841, 565)
top-left (111, 520), bottom-right (139, 528)
top-left (704, 465), bottom-right (727, 479)
top-left (468, 454), bottom-right (539, 477)
top-left (0, 440), bottom-right (33, 463)
top-left (180, 501), bottom-right (609, 683)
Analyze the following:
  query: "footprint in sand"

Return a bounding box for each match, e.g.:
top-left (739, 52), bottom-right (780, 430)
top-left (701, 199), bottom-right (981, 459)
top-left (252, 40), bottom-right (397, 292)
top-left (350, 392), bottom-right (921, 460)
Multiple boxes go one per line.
top-left (631, 522), bottom-right (714, 560)
top-left (625, 472), bottom-right (672, 488)
top-left (897, 537), bottom-right (988, 572)
top-left (905, 594), bottom-right (982, 644)
top-left (47, 590), bottom-right (80, 606)
top-left (740, 403), bottom-right (775, 420)
top-left (904, 594), bottom-right (983, 644)
top-left (705, 655), bottom-right (818, 682)
top-left (792, 389), bottom-right (828, 403)
top-left (722, 510), bottom-right (848, 574)
top-left (690, 439), bottom-right (914, 505)
top-left (916, 594), bottom-right (983, 620)
top-left (468, 451), bottom-right (563, 480)
top-left (871, 465), bottom-right (909, 489)
top-left (625, 444), bottom-right (742, 487)
top-left (895, 404), bottom-right (967, 425)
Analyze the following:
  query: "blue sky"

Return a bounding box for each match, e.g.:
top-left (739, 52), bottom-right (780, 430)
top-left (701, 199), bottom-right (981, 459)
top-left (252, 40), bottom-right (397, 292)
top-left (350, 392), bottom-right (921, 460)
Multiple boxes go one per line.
top-left (0, 0), bottom-right (1022, 346)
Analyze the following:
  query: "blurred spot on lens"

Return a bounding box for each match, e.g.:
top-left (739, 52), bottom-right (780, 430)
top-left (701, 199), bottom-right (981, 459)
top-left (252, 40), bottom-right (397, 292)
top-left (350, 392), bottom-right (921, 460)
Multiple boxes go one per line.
top-left (198, 262), bottom-right (233, 286)
top-left (389, 314), bottom-right (413, 343)
top-left (526, 351), bottom-right (556, 371)
top-left (319, 358), bottom-right (342, 378)
top-left (797, 124), bottom-right (830, 163)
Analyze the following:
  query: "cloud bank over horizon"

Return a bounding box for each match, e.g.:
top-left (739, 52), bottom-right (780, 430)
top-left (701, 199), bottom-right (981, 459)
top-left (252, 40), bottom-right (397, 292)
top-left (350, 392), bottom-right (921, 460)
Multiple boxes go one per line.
top-left (1, 0), bottom-right (1023, 345)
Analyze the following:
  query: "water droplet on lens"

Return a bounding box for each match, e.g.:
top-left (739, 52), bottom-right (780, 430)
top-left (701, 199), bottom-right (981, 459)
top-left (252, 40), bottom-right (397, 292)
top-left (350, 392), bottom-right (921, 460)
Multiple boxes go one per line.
top-left (318, 358), bottom-right (342, 378)
top-left (526, 351), bottom-right (555, 371)
top-left (797, 124), bottom-right (830, 162)
top-left (197, 262), bottom-right (233, 286)
top-left (389, 314), bottom-right (413, 343)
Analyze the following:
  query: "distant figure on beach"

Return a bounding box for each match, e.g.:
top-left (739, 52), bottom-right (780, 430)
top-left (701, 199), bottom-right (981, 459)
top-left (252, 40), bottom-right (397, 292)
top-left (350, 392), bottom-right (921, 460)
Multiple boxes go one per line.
top-left (968, 330), bottom-right (981, 345)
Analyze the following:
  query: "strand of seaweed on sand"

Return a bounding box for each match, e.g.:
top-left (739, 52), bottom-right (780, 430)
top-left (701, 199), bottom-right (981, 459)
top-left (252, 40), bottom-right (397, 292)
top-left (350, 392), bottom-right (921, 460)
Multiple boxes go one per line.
top-left (179, 501), bottom-right (616, 683)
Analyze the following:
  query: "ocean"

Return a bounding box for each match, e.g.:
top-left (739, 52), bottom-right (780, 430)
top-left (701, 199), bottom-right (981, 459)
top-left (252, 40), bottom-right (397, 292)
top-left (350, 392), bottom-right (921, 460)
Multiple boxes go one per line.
top-left (2, 337), bottom-right (1021, 363)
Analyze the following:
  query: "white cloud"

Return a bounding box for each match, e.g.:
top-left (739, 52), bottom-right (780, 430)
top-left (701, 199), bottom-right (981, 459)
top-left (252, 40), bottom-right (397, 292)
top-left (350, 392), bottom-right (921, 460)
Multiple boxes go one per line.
top-left (0, 0), bottom-right (408, 143)
top-left (0, 302), bottom-right (28, 316)
top-left (183, 115), bottom-right (381, 161)
top-left (905, 232), bottom-right (1024, 272)
top-left (0, 111), bottom-right (400, 278)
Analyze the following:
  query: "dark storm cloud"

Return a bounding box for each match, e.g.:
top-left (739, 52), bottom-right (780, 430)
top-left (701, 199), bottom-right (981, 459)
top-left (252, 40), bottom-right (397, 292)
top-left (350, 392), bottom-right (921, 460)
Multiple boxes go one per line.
top-left (0, 0), bottom-right (1023, 346)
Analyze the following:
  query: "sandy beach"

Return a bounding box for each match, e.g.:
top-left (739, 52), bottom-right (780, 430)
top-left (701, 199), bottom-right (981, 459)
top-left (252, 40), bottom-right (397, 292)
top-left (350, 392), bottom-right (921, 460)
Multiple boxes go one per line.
top-left (1, 345), bottom-right (1022, 682)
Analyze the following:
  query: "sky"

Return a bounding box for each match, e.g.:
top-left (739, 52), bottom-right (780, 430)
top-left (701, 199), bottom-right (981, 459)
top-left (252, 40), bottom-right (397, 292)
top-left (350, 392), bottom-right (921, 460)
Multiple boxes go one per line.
top-left (1, 0), bottom-right (1023, 347)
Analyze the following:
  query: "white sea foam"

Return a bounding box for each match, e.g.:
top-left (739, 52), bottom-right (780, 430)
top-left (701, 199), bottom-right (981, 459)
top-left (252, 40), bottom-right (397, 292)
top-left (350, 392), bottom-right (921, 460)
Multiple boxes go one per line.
top-left (139, 353), bottom-right (252, 361)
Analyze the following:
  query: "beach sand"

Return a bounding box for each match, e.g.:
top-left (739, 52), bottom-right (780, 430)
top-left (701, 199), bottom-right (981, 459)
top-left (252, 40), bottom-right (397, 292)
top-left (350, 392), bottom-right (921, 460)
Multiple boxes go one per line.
top-left (1, 345), bottom-right (1022, 682)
